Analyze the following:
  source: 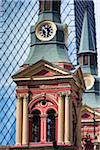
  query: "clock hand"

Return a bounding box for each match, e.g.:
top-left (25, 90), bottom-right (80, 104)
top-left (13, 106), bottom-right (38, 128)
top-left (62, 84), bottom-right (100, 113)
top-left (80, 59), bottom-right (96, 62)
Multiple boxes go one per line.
top-left (42, 26), bottom-right (48, 37)
top-left (44, 28), bottom-right (48, 37)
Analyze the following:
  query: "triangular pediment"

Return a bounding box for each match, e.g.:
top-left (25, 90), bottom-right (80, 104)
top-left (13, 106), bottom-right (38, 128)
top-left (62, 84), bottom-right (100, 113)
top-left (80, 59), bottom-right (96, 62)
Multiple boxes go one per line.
top-left (81, 113), bottom-right (91, 119)
top-left (12, 60), bottom-right (72, 81)
top-left (81, 105), bottom-right (100, 120)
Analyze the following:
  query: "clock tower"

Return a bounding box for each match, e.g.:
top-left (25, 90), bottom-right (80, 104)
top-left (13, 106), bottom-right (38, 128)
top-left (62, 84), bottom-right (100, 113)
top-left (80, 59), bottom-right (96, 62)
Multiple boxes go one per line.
top-left (12, 0), bottom-right (85, 150)
top-left (24, 0), bottom-right (71, 68)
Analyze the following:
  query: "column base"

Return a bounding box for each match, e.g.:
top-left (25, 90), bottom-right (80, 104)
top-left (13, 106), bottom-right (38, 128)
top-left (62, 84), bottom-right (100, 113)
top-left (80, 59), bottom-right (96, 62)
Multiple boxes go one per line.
top-left (16, 143), bottom-right (22, 146)
top-left (64, 141), bottom-right (71, 145)
top-left (22, 144), bottom-right (29, 147)
top-left (58, 141), bottom-right (64, 144)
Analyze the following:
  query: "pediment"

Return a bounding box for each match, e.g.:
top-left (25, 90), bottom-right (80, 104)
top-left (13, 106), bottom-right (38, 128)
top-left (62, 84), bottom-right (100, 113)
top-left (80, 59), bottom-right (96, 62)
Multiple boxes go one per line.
top-left (12, 60), bottom-right (71, 81)
top-left (81, 113), bottom-right (91, 119)
top-left (81, 105), bottom-right (100, 120)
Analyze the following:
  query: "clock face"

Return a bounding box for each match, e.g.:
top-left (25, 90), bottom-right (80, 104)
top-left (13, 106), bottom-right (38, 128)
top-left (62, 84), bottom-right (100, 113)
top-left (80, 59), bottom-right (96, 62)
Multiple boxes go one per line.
top-left (35, 21), bottom-right (57, 41)
top-left (39, 24), bottom-right (53, 38)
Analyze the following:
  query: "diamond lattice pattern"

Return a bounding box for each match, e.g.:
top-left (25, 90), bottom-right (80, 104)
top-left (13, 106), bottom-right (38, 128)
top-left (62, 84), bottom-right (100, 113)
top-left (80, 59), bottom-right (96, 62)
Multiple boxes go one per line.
top-left (0, 0), bottom-right (76, 145)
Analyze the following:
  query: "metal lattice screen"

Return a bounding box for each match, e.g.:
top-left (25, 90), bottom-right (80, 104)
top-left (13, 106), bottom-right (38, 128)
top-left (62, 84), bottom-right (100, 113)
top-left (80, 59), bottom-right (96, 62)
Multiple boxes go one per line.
top-left (0, 0), bottom-right (76, 145)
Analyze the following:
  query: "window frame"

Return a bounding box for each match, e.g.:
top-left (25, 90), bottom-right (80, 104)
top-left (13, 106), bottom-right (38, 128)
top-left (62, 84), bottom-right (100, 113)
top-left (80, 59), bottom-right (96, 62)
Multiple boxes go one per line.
top-left (46, 109), bottom-right (56, 142)
top-left (83, 55), bottom-right (88, 65)
top-left (32, 110), bottom-right (41, 142)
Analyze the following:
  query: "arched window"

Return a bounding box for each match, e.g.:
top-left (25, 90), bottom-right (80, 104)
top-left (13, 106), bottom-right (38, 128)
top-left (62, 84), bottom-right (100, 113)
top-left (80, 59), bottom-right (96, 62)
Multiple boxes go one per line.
top-left (46, 109), bottom-right (56, 142)
top-left (45, 1), bottom-right (51, 11)
top-left (83, 55), bottom-right (88, 65)
top-left (32, 110), bottom-right (41, 142)
top-left (52, 1), bottom-right (60, 13)
top-left (39, 0), bottom-right (43, 14)
top-left (90, 55), bottom-right (94, 66)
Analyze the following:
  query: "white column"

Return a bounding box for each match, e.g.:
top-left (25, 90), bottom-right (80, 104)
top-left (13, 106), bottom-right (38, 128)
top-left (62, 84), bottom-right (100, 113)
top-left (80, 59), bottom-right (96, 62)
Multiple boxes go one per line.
top-left (22, 94), bottom-right (29, 145)
top-left (69, 95), bottom-right (73, 144)
top-left (58, 93), bottom-right (65, 144)
top-left (64, 91), bottom-right (72, 144)
top-left (77, 105), bottom-right (82, 150)
top-left (16, 95), bottom-right (23, 145)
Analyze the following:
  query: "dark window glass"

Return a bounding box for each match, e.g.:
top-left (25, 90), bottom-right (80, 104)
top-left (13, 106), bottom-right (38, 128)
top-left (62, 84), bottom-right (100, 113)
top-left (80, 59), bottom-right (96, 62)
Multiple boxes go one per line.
top-left (39, 0), bottom-right (43, 14)
top-left (46, 110), bottom-right (56, 142)
top-left (32, 110), bottom-right (41, 142)
top-left (45, 1), bottom-right (51, 11)
top-left (83, 55), bottom-right (88, 65)
top-left (90, 55), bottom-right (94, 65)
top-left (53, 1), bottom-right (60, 12)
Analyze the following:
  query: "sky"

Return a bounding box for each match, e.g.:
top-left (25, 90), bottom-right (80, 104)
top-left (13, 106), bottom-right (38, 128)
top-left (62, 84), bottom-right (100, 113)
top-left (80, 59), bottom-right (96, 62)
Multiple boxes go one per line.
top-left (94, 0), bottom-right (100, 75)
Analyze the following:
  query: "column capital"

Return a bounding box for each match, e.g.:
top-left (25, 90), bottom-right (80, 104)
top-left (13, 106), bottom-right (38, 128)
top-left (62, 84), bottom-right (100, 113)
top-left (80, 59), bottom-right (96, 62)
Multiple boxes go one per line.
top-left (66, 91), bottom-right (71, 97)
top-left (23, 94), bottom-right (29, 100)
top-left (16, 93), bottom-right (29, 99)
top-left (40, 114), bottom-right (47, 118)
top-left (58, 91), bottom-right (71, 98)
top-left (58, 92), bottom-right (65, 97)
top-left (58, 92), bottom-right (66, 97)
top-left (16, 94), bottom-right (23, 100)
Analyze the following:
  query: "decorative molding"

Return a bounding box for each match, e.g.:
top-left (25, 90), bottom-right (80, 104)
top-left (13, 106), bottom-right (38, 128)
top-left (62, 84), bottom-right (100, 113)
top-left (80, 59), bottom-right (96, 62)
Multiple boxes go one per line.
top-left (58, 91), bottom-right (70, 97)
top-left (40, 114), bottom-right (47, 118)
top-left (16, 93), bottom-right (29, 103)
top-left (16, 94), bottom-right (23, 100)
top-left (23, 94), bottom-right (29, 100)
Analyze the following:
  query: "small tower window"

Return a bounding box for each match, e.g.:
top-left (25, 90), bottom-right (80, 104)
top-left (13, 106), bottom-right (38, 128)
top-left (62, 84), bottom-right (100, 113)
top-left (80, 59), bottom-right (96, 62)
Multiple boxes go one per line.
top-left (83, 55), bottom-right (88, 65)
top-left (45, 1), bottom-right (51, 11)
top-left (46, 109), bottom-right (56, 142)
top-left (39, 0), bottom-right (43, 14)
top-left (90, 55), bottom-right (94, 65)
top-left (32, 110), bottom-right (41, 142)
top-left (52, 1), bottom-right (60, 12)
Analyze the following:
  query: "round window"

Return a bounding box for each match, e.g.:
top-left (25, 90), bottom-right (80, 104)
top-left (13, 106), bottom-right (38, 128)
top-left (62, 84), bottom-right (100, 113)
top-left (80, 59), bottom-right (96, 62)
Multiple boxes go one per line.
top-left (41, 100), bottom-right (46, 106)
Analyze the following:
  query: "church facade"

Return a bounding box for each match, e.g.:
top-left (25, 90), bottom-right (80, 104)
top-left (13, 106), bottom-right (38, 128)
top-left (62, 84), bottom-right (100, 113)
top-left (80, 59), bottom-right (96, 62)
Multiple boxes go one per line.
top-left (1, 0), bottom-right (100, 150)
top-left (12, 0), bottom-right (85, 150)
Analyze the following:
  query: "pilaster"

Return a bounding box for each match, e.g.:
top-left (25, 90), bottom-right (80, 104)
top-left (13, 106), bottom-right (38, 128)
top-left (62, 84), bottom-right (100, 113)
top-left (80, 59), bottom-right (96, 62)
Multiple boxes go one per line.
top-left (16, 94), bottom-right (23, 145)
top-left (64, 91), bottom-right (72, 145)
top-left (58, 93), bottom-right (65, 144)
top-left (22, 94), bottom-right (29, 145)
